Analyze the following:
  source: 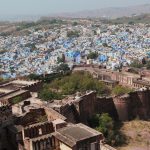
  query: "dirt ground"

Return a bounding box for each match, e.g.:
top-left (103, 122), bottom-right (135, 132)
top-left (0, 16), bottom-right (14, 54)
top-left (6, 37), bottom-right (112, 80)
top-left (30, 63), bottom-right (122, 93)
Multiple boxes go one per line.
top-left (117, 120), bottom-right (150, 150)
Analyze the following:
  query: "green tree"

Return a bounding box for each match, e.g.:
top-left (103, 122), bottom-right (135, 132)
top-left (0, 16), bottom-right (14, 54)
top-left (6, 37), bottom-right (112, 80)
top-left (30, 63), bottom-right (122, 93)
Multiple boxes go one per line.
top-left (96, 113), bottom-right (114, 134)
top-left (89, 113), bottom-right (126, 146)
top-left (88, 114), bottom-right (100, 128)
top-left (25, 43), bottom-right (36, 51)
top-left (48, 71), bottom-right (110, 96)
top-left (102, 43), bottom-right (108, 47)
top-left (146, 61), bottom-right (150, 70)
top-left (55, 64), bottom-right (70, 73)
top-left (72, 22), bottom-right (78, 26)
top-left (87, 52), bottom-right (98, 59)
top-left (128, 21), bottom-right (134, 25)
top-left (130, 60), bottom-right (144, 68)
top-left (28, 73), bottom-right (39, 80)
top-left (67, 30), bottom-right (80, 38)
top-left (57, 55), bottom-right (65, 64)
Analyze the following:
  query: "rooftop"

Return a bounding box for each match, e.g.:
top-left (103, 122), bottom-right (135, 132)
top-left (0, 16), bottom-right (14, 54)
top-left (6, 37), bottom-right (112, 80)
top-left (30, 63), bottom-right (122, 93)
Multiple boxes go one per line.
top-left (53, 123), bottom-right (102, 147)
top-left (11, 80), bottom-right (39, 86)
top-left (0, 90), bottom-right (29, 101)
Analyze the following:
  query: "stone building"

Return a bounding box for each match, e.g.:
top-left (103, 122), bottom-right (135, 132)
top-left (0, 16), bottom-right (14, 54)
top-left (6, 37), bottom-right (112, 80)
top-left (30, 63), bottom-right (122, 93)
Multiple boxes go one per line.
top-left (0, 105), bottom-right (13, 127)
top-left (73, 65), bottom-right (150, 89)
top-left (47, 91), bottom-right (97, 124)
top-left (53, 123), bottom-right (103, 150)
top-left (0, 90), bottom-right (31, 106)
top-left (0, 79), bottom-right (42, 106)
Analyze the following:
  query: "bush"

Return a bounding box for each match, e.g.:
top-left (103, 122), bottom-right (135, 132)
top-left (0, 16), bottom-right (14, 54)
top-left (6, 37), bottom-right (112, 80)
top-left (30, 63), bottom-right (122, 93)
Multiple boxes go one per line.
top-left (38, 71), bottom-right (110, 101)
top-left (49, 71), bottom-right (110, 96)
top-left (36, 115), bottom-right (47, 122)
top-left (102, 43), bottom-right (108, 47)
top-left (17, 22), bottom-right (36, 30)
top-left (28, 73), bottom-right (39, 80)
top-left (87, 52), bottom-right (98, 59)
top-left (146, 61), bottom-right (150, 70)
top-left (72, 22), bottom-right (78, 26)
top-left (55, 64), bottom-right (70, 73)
top-left (0, 77), bottom-right (4, 83)
top-left (67, 30), bottom-right (80, 38)
top-left (38, 88), bottom-right (63, 101)
top-left (112, 85), bottom-right (133, 96)
top-left (89, 113), bottom-right (126, 146)
top-left (12, 96), bottom-right (22, 104)
top-left (128, 21), bottom-right (134, 25)
top-left (130, 60), bottom-right (144, 68)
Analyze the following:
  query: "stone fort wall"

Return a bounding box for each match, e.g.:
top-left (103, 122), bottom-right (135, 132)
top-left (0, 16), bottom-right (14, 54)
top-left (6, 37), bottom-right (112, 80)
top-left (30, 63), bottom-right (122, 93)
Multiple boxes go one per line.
top-left (59, 90), bottom-right (150, 123)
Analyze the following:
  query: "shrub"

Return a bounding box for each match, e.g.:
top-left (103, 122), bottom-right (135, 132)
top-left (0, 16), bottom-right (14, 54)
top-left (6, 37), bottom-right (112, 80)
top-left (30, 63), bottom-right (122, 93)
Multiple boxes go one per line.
top-left (89, 113), bottom-right (126, 146)
top-left (38, 88), bottom-right (63, 101)
top-left (67, 30), bottom-right (80, 38)
top-left (112, 85), bottom-right (133, 96)
top-left (87, 52), bottom-right (98, 59)
top-left (12, 96), bottom-right (22, 104)
top-left (49, 71), bottom-right (109, 96)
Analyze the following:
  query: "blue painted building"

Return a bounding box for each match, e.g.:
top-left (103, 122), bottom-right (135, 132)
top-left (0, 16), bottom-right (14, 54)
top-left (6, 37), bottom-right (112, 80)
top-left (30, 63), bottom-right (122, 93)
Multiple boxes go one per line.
top-left (65, 51), bottom-right (81, 63)
top-left (98, 55), bottom-right (108, 62)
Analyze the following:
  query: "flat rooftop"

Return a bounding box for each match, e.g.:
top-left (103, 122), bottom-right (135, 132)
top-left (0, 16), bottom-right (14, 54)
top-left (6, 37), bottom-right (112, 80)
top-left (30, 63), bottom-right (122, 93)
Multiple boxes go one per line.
top-left (11, 80), bottom-right (38, 85)
top-left (0, 88), bottom-right (13, 94)
top-left (0, 90), bottom-right (28, 101)
top-left (53, 123), bottom-right (102, 147)
top-left (133, 79), bottom-right (150, 86)
top-left (0, 79), bottom-right (39, 95)
top-left (60, 126), bottom-right (94, 140)
top-left (0, 83), bottom-right (23, 91)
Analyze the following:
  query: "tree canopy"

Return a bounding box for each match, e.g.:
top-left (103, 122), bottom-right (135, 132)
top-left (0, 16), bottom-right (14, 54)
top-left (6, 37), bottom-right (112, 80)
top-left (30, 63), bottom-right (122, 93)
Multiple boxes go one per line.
top-left (55, 64), bottom-right (70, 73)
top-left (48, 71), bottom-right (110, 96)
top-left (89, 113), bottom-right (126, 146)
top-left (38, 71), bottom-right (110, 101)
top-left (67, 30), bottom-right (80, 38)
top-left (87, 52), bottom-right (99, 59)
top-left (129, 60), bottom-right (144, 68)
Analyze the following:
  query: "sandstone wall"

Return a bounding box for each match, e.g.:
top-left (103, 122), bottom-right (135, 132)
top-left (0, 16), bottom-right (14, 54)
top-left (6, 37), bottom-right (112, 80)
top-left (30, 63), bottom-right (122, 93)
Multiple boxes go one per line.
top-left (113, 90), bottom-right (150, 121)
top-left (56, 90), bottom-right (150, 124)
top-left (23, 82), bottom-right (43, 92)
top-left (60, 104), bottom-right (80, 123)
top-left (96, 97), bottom-right (119, 120)
top-left (75, 91), bottom-right (97, 124)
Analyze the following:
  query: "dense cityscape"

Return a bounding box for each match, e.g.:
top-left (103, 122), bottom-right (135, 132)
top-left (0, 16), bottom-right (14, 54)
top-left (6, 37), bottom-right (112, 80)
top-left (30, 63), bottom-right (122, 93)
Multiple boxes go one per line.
top-left (0, 1), bottom-right (150, 150)
top-left (0, 20), bottom-right (150, 78)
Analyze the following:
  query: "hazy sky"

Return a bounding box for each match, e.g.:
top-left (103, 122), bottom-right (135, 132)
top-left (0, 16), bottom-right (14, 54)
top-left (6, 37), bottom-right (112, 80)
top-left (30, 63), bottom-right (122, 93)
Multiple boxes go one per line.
top-left (0, 0), bottom-right (150, 16)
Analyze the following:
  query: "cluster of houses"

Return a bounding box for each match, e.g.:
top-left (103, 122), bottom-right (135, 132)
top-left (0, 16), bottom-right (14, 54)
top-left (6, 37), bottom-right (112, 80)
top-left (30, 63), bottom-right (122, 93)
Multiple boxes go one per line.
top-left (0, 20), bottom-right (150, 78)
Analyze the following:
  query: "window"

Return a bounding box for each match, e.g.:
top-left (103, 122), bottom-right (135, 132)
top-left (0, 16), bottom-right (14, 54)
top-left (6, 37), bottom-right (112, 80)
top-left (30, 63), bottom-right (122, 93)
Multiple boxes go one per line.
top-left (38, 128), bottom-right (42, 135)
top-left (91, 142), bottom-right (98, 150)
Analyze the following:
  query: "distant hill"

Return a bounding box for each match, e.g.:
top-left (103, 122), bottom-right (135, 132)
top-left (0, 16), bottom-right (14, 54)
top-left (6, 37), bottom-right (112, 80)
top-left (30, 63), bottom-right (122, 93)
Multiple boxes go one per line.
top-left (103, 14), bottom-right (150, 24)
top-left (54, 4), bottom-right (150, 19)
top-left (1, 4), bottom-right (150, 21)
